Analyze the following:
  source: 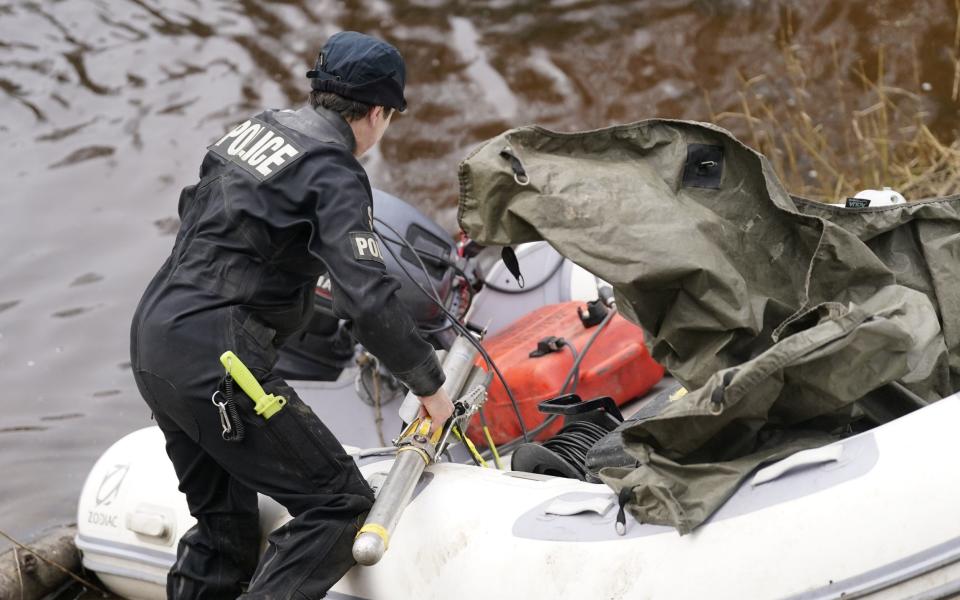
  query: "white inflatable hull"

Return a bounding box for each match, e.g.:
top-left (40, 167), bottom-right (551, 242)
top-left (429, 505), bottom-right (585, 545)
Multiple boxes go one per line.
top-left (77, 392), bottom-right (960, 599)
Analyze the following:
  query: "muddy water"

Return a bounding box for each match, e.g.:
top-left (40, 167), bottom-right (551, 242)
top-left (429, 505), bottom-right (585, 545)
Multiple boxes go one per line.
top-left (1, 0), bottom-right (957, 549)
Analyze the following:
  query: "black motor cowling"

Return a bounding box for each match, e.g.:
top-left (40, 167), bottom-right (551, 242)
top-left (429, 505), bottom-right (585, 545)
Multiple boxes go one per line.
top-left (276, 189), bottom-right (458, 380)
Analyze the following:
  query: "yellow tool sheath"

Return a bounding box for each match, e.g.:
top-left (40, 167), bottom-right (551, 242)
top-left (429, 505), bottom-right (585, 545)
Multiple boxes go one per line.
top-left (219, 351), bottom-right (286, 419)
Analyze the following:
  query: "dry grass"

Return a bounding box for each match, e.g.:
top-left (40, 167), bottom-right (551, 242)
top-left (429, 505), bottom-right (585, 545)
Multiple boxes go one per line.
top-left (704, 6), bottom-right (960, 202)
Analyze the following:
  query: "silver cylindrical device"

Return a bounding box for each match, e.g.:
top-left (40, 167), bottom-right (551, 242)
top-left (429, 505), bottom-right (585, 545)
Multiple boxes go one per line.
top-left (397, 335), bottom-right (479, 423)
top-left (352, 447), bottom-right (428, 565)
top-left (357, 335), bottom-right (481, 566)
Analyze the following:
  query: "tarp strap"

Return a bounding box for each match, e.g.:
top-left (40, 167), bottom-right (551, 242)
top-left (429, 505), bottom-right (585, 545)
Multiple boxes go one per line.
top-left (500, 246), bottom-right (525, 288)
top-left (615, 485), bottom-right (635, 536)
top-left (710, 369), bottom-right (738, 415)
top-left (499, 147), bottom-right (529, 186)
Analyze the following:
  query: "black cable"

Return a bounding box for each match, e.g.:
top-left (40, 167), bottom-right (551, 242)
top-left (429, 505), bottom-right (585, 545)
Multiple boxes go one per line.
top-left (562, 343), bottom-right (579, 395)
top-left (484, 414), bottom-right (558, 459)
top-left (376, 231), bottom-right (476, 333)
top-left (375, 232), bottom-right (451, 270)
top-left (415, 260), bottom-right (474, 335)
top-left (374, 217), bottom-right (530, 442)
top-left (539, 421), bottom-right (609, 479)
top-left (373, 230), bottom-right (446, 309)
top-left (439, 259), bottom-right (476, 318)
top-left (559, 308), bottom-right (615, 395)
top-left (478, 249), bottom-right (565, 294)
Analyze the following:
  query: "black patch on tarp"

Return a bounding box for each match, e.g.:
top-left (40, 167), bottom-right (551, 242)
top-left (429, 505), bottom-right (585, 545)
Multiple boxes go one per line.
top-left (349, 232), bottom-right (385, 264)
top-left (682, 144), bottom-right (724, 189)
top-left (845, 197), bottom-right (871, 208)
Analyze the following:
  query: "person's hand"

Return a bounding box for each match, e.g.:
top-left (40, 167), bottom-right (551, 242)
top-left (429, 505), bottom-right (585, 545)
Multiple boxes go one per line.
top-left (417, 388), bottom-right (454, 433)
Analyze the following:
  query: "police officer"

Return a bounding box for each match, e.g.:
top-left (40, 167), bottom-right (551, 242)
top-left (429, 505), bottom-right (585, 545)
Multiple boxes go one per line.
top-left (130, 31), bottom-right (453, 599)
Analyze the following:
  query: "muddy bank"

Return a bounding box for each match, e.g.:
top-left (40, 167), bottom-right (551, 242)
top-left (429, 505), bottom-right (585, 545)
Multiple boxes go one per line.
top-left (0, 527), bottom-right (80, 600)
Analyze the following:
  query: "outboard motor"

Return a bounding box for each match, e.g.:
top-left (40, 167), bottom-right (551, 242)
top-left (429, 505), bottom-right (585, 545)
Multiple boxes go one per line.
top-left (276, 189), bottom-right (461, 381)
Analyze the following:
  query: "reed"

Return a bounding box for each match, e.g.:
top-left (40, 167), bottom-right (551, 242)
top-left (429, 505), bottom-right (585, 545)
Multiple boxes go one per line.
top-left (706, 9), bottom-right (960, 202)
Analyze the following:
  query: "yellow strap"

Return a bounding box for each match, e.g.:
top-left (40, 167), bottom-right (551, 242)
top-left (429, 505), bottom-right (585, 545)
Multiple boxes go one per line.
top-left (357, 523), bottom-right (390, 550)
top-left (397, 445), bottom-right (431, 465)
top-left (398, 419), bottom-right (418, 440)
top-left (483, 426), bottom-right (503, 470)
top-left (416, 417), bottom-right (432, 438)
top-left (453, 427), bottom-right (487, 468)
top-left (463, 434), bottom-right (488, 468)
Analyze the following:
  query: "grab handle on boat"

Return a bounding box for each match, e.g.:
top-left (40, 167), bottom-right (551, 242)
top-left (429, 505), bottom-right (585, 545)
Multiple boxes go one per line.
top-left (125, 508), bottom-right (171, 540)
top-left (751, 445), bottom-right (843, 487)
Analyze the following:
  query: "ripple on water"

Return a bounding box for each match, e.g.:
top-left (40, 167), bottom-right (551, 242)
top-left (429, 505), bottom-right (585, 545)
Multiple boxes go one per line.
top-left (0, 300), bottom-right (20, 313)
top-left (154, 217), bottom-right (181, 235)
top-left (34, 119), bottom-right (98, 142)
top-left (51, 305), bottom-right (97, 318)
top-left (0, 426), bottom-right (48, 434)
top-left (39, 413), bottom-right (85, 421)
top-left (70, 273), bottom-right (103, 287)
top-left (49, 145), bottom-right (115, 169)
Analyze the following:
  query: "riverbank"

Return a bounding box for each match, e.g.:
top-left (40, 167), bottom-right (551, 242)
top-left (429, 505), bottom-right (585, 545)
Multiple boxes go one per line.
top-left (709, 7), bottom-right (960, 201)
top-left (0, 527), bottom-right (84, 600)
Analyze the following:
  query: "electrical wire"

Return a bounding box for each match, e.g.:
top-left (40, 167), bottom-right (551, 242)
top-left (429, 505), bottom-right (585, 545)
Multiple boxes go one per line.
top-left (562, 343), bottom-right (580, 395)
top-left (538, 421), bottom-right (609, 480)
top-left (374, 217), bottom-right (530, 442)
top-left (376, 231), bottom-right (476, 335)
top-left (559, 307), bottom-right (615, 395)
top-left (375, 231), bottom-right (464, 285)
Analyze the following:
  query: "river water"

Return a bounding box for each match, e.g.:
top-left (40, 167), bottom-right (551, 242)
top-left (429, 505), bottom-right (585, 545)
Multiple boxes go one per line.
top-left (1, 0), bottom-right (958, 551)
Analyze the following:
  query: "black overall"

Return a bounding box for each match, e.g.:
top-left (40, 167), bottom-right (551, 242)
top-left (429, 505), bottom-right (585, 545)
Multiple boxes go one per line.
top-left (130, 106), bottom-right (444, 599)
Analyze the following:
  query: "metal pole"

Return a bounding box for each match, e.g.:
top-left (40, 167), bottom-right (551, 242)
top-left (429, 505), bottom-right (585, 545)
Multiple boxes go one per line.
top-left (352, 446), bottom-right (430, 565)
top-left (354, 334), bottom-right (481, 566)
top-left (397, 335), bottom-right (479, 424)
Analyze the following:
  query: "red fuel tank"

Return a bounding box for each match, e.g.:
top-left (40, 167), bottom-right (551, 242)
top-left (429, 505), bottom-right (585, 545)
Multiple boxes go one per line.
top-left (469, 301), bottom-right (664, 445)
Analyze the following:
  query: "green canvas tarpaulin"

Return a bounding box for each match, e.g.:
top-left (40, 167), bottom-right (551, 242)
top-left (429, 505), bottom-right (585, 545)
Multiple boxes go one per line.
top-left (457, 119), bottom-right (960, 533)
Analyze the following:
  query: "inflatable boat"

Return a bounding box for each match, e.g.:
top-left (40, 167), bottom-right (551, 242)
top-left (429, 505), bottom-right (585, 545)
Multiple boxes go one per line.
top-left (75, 189), bottom-right (960, 599)
top-left (77, 392), bottom-right (960, 599)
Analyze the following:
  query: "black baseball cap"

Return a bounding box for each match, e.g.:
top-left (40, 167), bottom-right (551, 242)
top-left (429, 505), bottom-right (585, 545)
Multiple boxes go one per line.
top-left (306, 31), bottom-right (407, 112)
